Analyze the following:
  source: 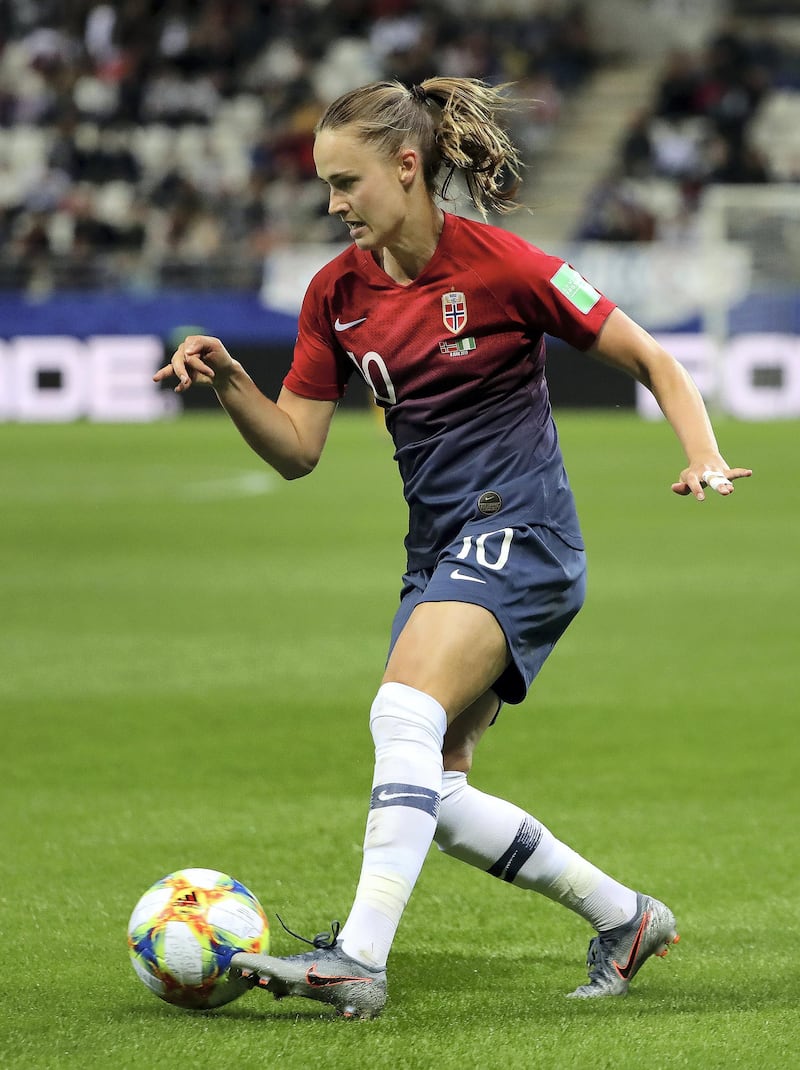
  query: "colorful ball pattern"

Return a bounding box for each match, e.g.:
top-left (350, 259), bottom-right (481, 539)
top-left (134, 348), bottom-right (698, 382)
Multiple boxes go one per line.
top-left (127, 867), bottom-right (270, 1009)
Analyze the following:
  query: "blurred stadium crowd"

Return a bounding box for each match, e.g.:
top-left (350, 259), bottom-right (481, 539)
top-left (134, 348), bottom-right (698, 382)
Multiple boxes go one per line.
top-left (0, 0), bottom-right (798, 294)
top-left (576, 12), bottom-right (800, 242)
top-left (0, 0), bottom-right (598, 293)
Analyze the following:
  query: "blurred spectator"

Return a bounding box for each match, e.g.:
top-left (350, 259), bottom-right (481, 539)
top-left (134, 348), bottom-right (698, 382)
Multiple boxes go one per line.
top-left (619, 107), bottom-right (655, 179)
top-left (653, 49), bottom-right (700, 120)
top-left (574, 166), bottom-right (656, 242)
top-left (702, 135), bottom-right (771, 184)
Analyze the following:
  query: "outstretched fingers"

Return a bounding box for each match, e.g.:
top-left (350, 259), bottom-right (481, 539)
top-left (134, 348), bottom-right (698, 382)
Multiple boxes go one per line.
top-left (671, 466), bottom-right (753, 500)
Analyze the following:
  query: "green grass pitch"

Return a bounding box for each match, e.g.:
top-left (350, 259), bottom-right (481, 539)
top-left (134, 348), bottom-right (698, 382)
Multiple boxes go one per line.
top-left (1, 409), bottom-right (797, 1068)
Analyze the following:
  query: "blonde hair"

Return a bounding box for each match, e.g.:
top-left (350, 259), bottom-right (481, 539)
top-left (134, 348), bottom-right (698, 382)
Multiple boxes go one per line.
top-left (315, 77), bottom-right (523, 217)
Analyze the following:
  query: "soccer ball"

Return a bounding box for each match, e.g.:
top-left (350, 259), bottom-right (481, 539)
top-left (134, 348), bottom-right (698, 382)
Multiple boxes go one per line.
top-left (127, 867), bottom-right (270, 1009)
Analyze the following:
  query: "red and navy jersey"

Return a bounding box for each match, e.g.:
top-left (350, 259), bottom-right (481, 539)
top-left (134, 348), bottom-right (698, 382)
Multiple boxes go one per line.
top-left (285, 212), bottom-right (615, 570)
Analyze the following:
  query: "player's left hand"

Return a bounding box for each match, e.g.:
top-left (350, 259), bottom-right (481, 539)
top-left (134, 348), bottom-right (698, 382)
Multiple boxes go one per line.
top-left (672, 461), bottom-right (752, 501)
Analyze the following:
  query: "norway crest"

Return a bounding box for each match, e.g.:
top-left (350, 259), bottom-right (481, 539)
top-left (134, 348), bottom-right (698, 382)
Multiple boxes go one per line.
top-left (441, 291), bottom-right (467, 334)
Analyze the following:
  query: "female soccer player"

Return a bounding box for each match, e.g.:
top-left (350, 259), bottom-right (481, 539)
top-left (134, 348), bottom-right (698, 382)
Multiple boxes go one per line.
top-left (155, 77), bottom-right (751, 1018)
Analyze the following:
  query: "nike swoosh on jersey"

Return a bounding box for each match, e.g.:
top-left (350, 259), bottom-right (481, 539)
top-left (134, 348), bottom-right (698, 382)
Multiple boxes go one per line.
top-left (449, 568), bottom-right (487, 584)
top-left (334, 316), bottom-right (367, 331)
top-left (613, 911), bottom-right (650, 981)
top-left (305, 964), bottom-right (374, 988)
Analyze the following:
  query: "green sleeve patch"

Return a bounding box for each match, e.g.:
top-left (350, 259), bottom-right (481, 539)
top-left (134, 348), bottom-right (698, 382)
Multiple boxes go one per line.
top-left (550, 263), bottom-right (601, 314)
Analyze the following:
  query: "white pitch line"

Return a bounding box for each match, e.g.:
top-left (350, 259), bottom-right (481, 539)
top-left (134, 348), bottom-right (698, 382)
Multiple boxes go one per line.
top-left (7, 468), bottom-right (276, 504)
top-left (180, 471), bottom-right (276, 501)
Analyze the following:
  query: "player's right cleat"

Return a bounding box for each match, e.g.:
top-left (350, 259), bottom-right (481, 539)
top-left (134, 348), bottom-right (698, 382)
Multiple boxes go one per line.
top-left (230, 938), bottom-right (387, 1020)
top-left (566, 893), bottom-right (680, 998)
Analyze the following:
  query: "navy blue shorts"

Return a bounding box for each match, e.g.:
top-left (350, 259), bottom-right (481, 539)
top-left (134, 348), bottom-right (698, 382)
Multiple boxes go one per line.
top-left (388, 521), bottom-right (586, 705)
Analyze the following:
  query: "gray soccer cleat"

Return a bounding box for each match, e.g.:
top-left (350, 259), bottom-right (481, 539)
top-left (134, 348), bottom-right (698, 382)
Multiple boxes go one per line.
top-left (567, 893), bottom-right (680, 998)
top-left (230, 938), bottom-right (387, 1020)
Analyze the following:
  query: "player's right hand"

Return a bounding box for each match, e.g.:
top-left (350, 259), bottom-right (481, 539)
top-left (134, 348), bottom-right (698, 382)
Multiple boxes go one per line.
top-left (153, 335), bottom-right (235, 393)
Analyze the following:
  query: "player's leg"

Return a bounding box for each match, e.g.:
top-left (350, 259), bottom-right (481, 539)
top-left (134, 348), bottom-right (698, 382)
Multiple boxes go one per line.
top-left (435, 692), bottom-right (679, 996)
top-left (336, 599), bottom-right (510, 969)
top-left (437, 692), bottom-right (637, 926)
top-left (231, 599), bottom-right (509, 1017)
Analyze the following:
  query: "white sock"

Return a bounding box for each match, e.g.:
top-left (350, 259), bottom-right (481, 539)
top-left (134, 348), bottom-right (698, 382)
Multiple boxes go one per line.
top-left (435, 771), bottom-right (637, 931)
top-left (338, 682), bottom-right (446, 969)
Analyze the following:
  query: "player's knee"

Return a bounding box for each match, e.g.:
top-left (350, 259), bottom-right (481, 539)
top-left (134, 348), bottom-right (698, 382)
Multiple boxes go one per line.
top-left (369, 682), bottom-right (447, 752)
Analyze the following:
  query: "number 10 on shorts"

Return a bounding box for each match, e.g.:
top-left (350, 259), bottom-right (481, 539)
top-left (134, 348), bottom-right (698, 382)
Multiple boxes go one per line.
top-left (456, 528), bottom-right (514, 571)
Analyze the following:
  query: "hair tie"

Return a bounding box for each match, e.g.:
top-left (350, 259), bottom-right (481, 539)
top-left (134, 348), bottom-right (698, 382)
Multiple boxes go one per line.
top-left (409, 83), bottom-right (429, 105)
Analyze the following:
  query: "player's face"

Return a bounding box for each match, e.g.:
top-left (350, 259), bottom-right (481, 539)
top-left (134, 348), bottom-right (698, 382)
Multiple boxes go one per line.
top-left (314, 127), bottom-right (415, 251)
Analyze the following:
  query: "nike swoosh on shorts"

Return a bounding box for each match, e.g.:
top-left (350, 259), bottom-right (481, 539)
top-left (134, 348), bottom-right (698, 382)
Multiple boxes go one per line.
top-left (450, 568), bottom-right (487, 584)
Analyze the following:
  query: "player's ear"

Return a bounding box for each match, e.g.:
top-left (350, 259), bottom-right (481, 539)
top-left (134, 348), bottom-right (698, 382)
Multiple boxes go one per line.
top-left (397, 147), bottom-right (420, 187)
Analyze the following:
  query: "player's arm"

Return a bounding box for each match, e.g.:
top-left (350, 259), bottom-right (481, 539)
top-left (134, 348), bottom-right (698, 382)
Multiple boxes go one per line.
top-left (153, 334), bottom-right (336, 479)
top-left (587, 307), bottom-right (752, 500)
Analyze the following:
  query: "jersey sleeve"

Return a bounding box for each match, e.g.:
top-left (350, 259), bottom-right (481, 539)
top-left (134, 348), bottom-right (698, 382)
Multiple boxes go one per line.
top-left (283, 274), bottom-right (351, 401)
top-left (522, 248), bottom-right (616, 350)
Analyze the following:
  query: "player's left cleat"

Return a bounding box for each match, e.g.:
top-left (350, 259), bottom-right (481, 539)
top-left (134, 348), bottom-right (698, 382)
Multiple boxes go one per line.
top-left (229, 922), bottom-right (386, 1019)
top-left (566, 893), bottom-right (679, 998)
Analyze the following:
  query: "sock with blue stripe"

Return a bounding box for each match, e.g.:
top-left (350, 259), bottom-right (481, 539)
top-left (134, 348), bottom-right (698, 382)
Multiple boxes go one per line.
top-left (339, 682), bottom-right (446, 969)
top-left (435, 770), bottom-right (636, 930)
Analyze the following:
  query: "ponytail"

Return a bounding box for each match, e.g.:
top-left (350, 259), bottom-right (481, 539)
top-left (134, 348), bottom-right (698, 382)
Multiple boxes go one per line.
top-left (417, 76), bottom-right (523, 216)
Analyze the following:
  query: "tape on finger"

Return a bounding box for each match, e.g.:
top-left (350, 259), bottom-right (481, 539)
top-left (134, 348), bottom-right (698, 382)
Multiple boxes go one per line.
top-left (702, 469), bottom-right (733, 491)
